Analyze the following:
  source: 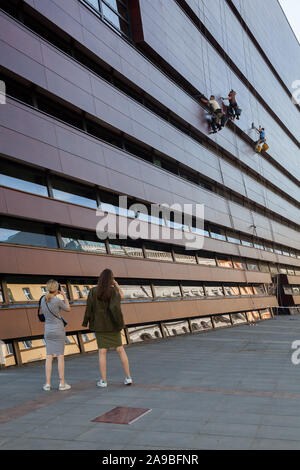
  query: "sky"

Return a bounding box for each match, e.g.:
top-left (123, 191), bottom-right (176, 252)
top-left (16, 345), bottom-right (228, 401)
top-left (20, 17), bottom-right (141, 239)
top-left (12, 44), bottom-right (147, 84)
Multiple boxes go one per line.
top-left (279, 0), bottom-right (300, 43)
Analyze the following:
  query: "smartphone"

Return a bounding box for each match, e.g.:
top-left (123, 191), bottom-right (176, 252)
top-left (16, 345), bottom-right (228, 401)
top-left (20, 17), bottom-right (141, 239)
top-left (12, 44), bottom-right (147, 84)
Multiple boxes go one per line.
top-left (58, 283), bottom-right (61, 292)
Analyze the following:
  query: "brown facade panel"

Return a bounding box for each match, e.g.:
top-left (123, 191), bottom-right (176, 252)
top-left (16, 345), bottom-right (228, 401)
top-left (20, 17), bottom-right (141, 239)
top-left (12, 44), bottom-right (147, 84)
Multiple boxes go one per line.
top-left (288, 276), bottom-right (300, 285)
top-left (0, 296), bottom-right (278, 340)
top-left (0, 245), bottom-right (273, 283)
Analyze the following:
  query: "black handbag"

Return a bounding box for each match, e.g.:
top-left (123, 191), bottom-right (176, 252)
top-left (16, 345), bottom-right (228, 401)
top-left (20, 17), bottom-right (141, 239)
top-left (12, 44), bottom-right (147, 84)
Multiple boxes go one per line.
top-left (37, 296), bottom-right (45, 322)
top-left (44, 298), bottom-right (68, 327)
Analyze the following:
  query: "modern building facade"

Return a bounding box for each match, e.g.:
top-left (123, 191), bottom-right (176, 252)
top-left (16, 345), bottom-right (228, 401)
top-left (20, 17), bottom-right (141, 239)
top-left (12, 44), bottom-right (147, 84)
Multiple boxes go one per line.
top-left (0, 0), bottom-right (299, 367)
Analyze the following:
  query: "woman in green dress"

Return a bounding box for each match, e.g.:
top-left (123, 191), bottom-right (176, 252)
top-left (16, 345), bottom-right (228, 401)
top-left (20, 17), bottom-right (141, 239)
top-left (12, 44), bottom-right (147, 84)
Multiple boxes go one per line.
top-left (82, 269), bottom-right (132, 387)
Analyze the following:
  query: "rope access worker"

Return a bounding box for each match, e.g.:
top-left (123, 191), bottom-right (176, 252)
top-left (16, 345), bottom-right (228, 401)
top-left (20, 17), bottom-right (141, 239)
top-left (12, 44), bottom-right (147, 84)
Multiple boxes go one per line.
top-left (222, 90), bottom-right (241, 120)
top-left (252, 123), bottom-right (268, 152)
top-left (200, 95), bottom-right (227, 133)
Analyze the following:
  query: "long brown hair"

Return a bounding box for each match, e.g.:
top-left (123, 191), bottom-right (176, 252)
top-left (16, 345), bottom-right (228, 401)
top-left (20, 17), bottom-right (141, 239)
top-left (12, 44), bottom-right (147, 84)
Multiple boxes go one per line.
top-left (97, 269), bottom-right (114, 301)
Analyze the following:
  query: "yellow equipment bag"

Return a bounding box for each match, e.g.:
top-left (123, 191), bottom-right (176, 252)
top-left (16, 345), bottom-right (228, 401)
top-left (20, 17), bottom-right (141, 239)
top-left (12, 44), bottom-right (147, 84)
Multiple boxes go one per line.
top-left (262, 143), bottom-right (269, 151)
top-left (256, 145), bottom-right (262, 153)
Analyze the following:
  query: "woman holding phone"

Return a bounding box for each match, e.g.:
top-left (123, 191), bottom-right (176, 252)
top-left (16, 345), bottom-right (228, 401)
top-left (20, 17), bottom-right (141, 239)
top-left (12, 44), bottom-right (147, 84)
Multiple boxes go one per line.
top-left (41, 279), bottom-right (71, 391)
top-left (82, 269), bottom-right (132, 388)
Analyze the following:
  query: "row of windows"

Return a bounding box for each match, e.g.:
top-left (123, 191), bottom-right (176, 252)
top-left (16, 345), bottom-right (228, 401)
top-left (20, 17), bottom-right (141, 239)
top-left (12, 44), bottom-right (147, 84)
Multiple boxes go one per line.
top-left (1, 156), bottom-right (300, 262)
top-left (0, 278), bottom-right (271, 305)
top-left (2, 309), bottom-right (273, 366)
top-left (0, 216), bottom-right (299, 277)
top-left (1, 1), bottom-right (298, 236)
top-left (82, 0), bottom-right (132, 39)
top-left (283, 286), bottom-right (300, 295)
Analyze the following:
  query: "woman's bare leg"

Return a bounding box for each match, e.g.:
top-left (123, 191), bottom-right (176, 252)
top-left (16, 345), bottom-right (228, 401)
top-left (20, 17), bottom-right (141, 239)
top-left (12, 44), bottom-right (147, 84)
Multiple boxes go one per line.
top-left (116, 346), bottom-right (130, 377)
top-left (45, 355), bottom-right (53, 385)
top-left (57, 355), bottom-right (65, 385)
top-left (99, 348), bottom-right (107, 381)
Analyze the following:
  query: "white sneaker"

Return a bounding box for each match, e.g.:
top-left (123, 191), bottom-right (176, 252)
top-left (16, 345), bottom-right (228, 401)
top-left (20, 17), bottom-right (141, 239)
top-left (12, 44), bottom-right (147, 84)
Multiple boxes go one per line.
top-left (124, 377), bottom-right (133, 386)
top-left (43, 384), bottom-right (51, 391)
top-left (97, 379), bottom-right (107, 388)
top-left (59, 383), bottom-right (71, 391)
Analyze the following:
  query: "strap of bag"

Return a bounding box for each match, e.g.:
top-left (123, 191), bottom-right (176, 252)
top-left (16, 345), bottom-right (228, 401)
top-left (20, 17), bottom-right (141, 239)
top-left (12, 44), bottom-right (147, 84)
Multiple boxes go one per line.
top-left (38, 295), bottom-right (45, 315)
top-left (45, 299), bottom-right (65, 324)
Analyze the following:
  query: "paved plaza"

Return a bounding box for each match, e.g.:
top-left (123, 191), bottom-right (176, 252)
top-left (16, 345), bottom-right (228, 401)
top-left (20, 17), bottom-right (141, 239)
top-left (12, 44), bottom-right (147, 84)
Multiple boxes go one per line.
top-left (2, 315), bottom-right (300, 450)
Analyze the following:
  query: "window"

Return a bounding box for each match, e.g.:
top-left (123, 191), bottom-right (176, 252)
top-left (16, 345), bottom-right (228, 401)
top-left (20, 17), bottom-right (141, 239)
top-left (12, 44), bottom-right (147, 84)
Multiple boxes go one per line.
top-left (154, 282), bottom-right (181, 299)
top-left (274, 247), bottom-right (283, 255)
top-left (226, 231), bottom-right (241, 244)
top-left (252, 285), bottom-right (266, 296)
top-left (41, 286), bottom-right (47, 295)
top-left (279, 266), bottom-right (288, 274)
top-left (270, 264), bottom-right (279, 274)
top-left (163, 320), bottom-right (190, 336)
top-left (82, 0), bottom-right (131, 39)
top-left (240, 286), bottom-right (254, 295)
top-left (224, 286), bottom-right (240, 296)
top-left (0, 218), bottom-right (58, 249)
top-left (73, 286), bottom-right (83, 299)
top-left (128, 324), bottom-right (162, 343)
top-left (22, 341), bottom-right (32, 349)
top-left (181, 282), bottom-right (205, 298)
top-left (61, 228), bottom-right (107, 254)
top-left (231, 313), bottom-right (247, 324)
top-left (37, 94), bottom-right (84, 129)
top-left (265, 242), bottom-right (274, 253)
top-left (246, 260), bottom-right (260, 271)
top-left (241, 236), bottom-right (253, 247)
top-left (210, 225), bottom-right (226, 241)
top-left (232, 258), bottom-right (247, 270)
top-left (52, 176), bottom-right (97, 209)
top-left (22, 288), bottom-right (33, 301)
top-left (204, 285), bottom-right (224, 297)
top-left (254, 240), bottom-right (265, 250)
top-left (259, 263), bottom-right (270, 273)
top-left (82, 286), bottom-right (91, 297)
top-left (144, 243), bottom-right (173, 262)
top-left (260, 309), bottom-right (272, 319)
top-left (282, 248), bottom-right (290, 257)
top-left (173, 249), bottom-right (197, 264)
top-left (217, 255), bottom-right (233, 268)
top-left (99, 190), bottom-right (134, 218)
top-left (0, 287), bottom-right (3, 303)
top-left (283, 286), bottom-right (293, 295)
top-left (293, 286), bottom-right (300, 295)
top-left (197, 251), bottom-right (216, 266)
top-left (120, 284), bottom-right (153, 300)
top-left (287, 267), bottom-right (295, 275)
top-left (109, 239), bottom-right (144, 258)
top-left (213, 314), bottom-right (231, 328)
top-left (6, 343), bottom-right (14, 355)
top-left (0, 158), bottom-right (48, 197)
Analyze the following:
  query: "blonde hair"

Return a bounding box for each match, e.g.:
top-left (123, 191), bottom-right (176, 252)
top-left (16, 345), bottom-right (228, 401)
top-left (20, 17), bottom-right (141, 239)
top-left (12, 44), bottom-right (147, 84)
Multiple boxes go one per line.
top-left (45, 279), bottom-right (59, 302)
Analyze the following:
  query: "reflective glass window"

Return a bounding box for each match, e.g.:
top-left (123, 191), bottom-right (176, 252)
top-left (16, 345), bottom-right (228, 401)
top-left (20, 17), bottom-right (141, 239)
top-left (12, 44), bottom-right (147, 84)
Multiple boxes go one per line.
top-left (61, 228), bottom-right (107, 254)
top-left (226, 231), bottom-right (241, 244)
top-left (213, 314), bottom-right (231, 328)
top-left (210, 225), bottom-right (226, 241)
top-left (292, 286), bottom-right (300, 294)
top-left (0, 218), bottom-right (58, 249)
top-left (163, 320), bottom-right (190, 336)
top-left (0, 159), bottom-right (48, 196)
top-left (260, 309), bottom-right (272, 319)
top-left (109, 241), bottom-right (144, 258)
top-left (128, 324), bottom-right (162, 343)
top-left (154, 283), bottom-right (181, 298)
top-left (197, 251), bottom-right (216, 266)
top-left (173, 250), bottom-right (197, 264)
top-left (252, 285), bottom-right (266, 295)
top-left (190, 317), bottom-right (213, 331)
top-left (224, 286), bottom-right (240, 296)
top-left (217, 255), bottom-right (233, 268)
top-left (144, 243), bottom-right (173, 262)
top-left (240, 286), bottom-right (254, 295)
top-left (52, 176), bottom-right (97, 209)
top-left (231, 312), bottom-right (247, 324)
top-left (181, 283), bottom-right (205, 298)
top-left (204, 285), bottom-right (224, 297)
top-left (232, 258), bottom-right (247, 270)
top-left (246, 260), bottom-right (260, 271)
top-left (120, 284), bottom-right (153, 300)
top-left (241, 236), bottom-right (253, 247)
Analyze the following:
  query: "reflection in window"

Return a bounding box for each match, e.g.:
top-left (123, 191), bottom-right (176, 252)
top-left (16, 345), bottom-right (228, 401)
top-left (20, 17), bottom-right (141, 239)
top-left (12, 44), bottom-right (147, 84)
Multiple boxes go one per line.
top-left (279, 266), bottom-right (288, 274)
top-left (210, 225), bottom-right (226, 241)
top-left (72, 286), bottom-right (83, 299)
top-left (120, 284), bottom-right (153, 300)
top-left (197, 252), bottom-right (216, 266)
top-left (270, 264), bottom-right (279, 274)
top-left (181, 283), bottom-right (205, 298)
top-left (109, 242), bottom-right (143, 258)
top-left (22, 340), bottom-right (32, 349)
top-left (246, 260), bottom-right (259, 271)
top-left (0, 158), bottom-right (48, 196)
top-left (217, 255), bottom-right (233, 268)
top-left (232, 258), bottom-right (247, 270)
top-left (82, 0), bottom-right (131, 39)
top-left (293, 286), bottom-right (300, 295)
top-left (61, 229), bottom-right (107, 254)
top-left (154, 283), bottom-right (181, 298)
top-left (247, 311), bottom-right (260, 322)
top-left (205, 285), bottom-right (224, 297)
top-left (260, 309), bottom-right (272, 319)
top-left (0, 218), bottom-right (58, 249)
top-left (254, 241), bottom-right (265, 250)
top-left (163, 320), bottom-right (190, 336)
top-left (213, 314), bottom-right (231, 328)
top-left (231, 312), bottom-right (247, 324)
top-left (0, 288), bottom-right (3, 303)
top-left (241, 236), bottom-right (253, 247)
top-left (240, 286), bottom-right (254, 295)
top-left (259, 263), bottom-right (270, 273)
top-left (226, 231), bottom-right (241, 244)
top-left (252, 285), bottom-right (266, 296)
top-left (224, 286), bottom-right (240, 296)
top-left (283, 286), bottom-right (293, 295)
top-left (52, 176), bottom-right (97, 209)
top-left (128, 324), bottom-right (162, 343)
top-left (145, 244), bottom-right (173, 262)
top-left (22, 288), bottom-right (33, 301)
top-left (173, 250), bottom-right (197, 264)
top-left (191, 317), bottom-right (213, 331)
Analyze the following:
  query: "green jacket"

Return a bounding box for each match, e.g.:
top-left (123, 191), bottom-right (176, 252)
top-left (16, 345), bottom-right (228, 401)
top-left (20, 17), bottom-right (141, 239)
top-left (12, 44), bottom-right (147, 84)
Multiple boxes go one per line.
top-left (82, 286), bottom-right (125, 332)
